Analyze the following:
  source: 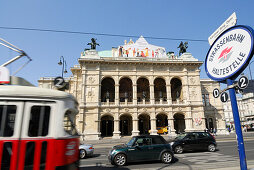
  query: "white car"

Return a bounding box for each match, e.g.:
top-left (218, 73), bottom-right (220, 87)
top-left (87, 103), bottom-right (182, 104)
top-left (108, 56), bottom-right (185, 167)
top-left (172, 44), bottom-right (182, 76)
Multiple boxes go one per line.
top-left (79, 144), bottom-right (94, 159)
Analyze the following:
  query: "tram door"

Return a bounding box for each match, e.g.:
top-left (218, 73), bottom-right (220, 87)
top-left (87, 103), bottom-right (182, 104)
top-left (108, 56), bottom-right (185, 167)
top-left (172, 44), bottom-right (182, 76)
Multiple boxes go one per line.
top-left (0, 101), bottom-right (55, 170)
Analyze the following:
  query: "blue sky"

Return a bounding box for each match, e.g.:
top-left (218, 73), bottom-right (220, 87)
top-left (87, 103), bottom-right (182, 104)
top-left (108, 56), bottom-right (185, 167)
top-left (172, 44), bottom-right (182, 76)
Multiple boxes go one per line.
top-left (0, 0), bottom-right (254, 85)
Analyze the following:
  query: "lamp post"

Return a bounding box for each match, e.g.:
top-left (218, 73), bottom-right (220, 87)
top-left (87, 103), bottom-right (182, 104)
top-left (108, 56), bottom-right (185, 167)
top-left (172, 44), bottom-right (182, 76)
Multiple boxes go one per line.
top-left (58, 56), bottom-right (67, 77)
top-left (249, 60), bottom-right (254, 80)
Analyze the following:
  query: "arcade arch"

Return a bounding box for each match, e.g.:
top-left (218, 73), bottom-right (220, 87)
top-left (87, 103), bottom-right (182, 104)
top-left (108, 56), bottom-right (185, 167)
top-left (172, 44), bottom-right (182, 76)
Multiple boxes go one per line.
top-left (156, 113), bottom-right (168, 127)
top-left (101, 77), bottom-right (115, 102)
top-left (173, 113), bottom-right (185, 134)
top-left (138, 113), bottom-right (150, 134)
top-left (171, 78), bottom-right (182, 101)
top-left (154, 78), bottom-right (167, 101)
top-left (100, 115), bottom-right (114, 137)
top-left (137, 77), bottom-right (150, 102)
top-left (119, 77), bottom-right (133, 102)
top-left (119, 114), bottom-right (133, 136)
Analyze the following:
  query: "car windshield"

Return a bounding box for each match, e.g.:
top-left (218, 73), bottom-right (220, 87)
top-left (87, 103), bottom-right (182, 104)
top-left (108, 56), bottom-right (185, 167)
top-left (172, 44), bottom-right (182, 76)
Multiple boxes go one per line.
top-left (126, 137), bottom-right (136, 146)
top-left (175, 133), bottom-right (187, 140)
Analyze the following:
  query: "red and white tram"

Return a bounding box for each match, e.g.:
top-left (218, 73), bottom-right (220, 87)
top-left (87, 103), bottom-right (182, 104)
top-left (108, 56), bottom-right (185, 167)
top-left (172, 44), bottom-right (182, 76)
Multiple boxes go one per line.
top-left (0, 85), bottom-right (80, 170)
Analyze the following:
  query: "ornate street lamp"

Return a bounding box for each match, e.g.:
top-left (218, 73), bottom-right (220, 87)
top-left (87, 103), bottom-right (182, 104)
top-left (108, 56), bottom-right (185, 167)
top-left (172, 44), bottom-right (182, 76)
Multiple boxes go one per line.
top-left (58, 56), bottom-right (68, 77)
top-left (125, 92), bottom-right (128, 99)
top-left (106, 91), bottom-right (110, 99)
top-left (159, 91), bottom-right (163, 99)
top-left (142, 91), bottom-right (146, 99)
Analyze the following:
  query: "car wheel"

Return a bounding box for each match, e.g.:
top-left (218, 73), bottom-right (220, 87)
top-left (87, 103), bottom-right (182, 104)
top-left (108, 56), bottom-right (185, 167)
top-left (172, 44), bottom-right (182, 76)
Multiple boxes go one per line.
top-left (208, 144), bottom-right (216, 152)
top-left (79, 149), bottom-right (86, 159)
top-left (161, 152), bottom-right (173, 163)
top-left (174, 145), bottom-right (183, 154)
top-left (114, 153), bottom-right (126, 166)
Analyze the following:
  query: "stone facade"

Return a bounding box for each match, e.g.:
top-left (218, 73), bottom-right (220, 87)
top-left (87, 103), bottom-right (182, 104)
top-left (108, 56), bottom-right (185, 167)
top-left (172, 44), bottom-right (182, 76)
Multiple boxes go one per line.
top-left (39, 49), bottom-right (227, 140)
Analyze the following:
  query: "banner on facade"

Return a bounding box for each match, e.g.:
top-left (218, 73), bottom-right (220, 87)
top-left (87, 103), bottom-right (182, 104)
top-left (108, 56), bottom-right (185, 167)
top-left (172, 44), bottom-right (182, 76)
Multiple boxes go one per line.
top-left (194, 117), bottom-right (202, 126)
top-left (118, 36), bottom-right (167, 58)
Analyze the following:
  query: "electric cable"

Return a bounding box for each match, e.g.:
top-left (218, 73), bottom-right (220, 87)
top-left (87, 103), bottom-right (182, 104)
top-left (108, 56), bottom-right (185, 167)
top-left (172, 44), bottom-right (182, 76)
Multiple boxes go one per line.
top-left (0, 26), bottom-right (207, 42)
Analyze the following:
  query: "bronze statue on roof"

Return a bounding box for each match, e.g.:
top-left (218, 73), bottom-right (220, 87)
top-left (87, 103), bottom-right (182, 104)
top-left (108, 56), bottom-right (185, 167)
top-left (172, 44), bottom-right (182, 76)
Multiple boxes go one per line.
top-left (177, 41), bottom-right (188, 56)
top-left (87, 38), bottom-right (100, 50)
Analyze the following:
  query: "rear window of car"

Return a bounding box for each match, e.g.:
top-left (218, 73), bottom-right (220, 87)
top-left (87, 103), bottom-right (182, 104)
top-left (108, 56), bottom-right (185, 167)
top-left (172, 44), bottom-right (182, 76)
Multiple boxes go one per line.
top-left (197, 132), bottom-right (210, 138)
top-left (152, 136), bottom-right (166, 144)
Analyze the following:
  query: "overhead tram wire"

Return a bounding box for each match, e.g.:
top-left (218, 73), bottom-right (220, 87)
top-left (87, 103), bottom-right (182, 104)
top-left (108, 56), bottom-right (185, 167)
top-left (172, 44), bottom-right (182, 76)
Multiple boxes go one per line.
top-left (0, 26), bottom-right (207, 42)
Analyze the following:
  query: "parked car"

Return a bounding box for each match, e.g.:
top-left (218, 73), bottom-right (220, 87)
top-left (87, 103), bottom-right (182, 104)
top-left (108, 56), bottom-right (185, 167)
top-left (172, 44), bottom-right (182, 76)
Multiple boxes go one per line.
top-left (170, 132), bottom-right (217, 154)
top-left (108, 135), bottom-right (174, 166)
top-left (79, 144), bottom-right (94, 159)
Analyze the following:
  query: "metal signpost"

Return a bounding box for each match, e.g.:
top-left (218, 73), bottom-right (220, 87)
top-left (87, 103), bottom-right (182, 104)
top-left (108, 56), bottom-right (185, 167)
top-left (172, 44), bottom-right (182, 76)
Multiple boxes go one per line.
top-left (206, 25), bottom-right (254, 170)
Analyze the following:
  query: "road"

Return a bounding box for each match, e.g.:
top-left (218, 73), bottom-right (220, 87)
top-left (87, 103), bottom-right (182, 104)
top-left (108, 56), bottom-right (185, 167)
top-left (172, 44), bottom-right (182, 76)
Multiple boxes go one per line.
top-left (79, 138), bottom-right (254, 170)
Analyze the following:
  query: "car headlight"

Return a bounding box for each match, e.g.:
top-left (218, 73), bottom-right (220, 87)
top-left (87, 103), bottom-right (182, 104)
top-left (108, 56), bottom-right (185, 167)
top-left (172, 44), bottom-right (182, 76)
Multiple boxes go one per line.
top-left (170, 142), bottom-right (174, 146)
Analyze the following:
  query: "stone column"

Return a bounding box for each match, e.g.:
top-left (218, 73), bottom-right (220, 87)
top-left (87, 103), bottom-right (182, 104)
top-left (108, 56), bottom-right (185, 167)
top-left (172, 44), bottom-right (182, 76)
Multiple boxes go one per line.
top-left (113, 118), bottom-right (121, 139)
top-left (184, 112), bottom-right (193, 132)
top-left (150, 84), bottom-right (155, 104)
top-left (132, 113), bottom-right (139, 136)
top-left (166, 84), bottom-right (172, 104)
top-left (133, 83), bottom-right (137, 105)
top-left (182, 68), bottom-right (190, 103)
top-left (168, 118), bottom-right (175, 134)
top-left (81, 65), bottom-right (86, 105)
top-left (150, 112), bottom-right (157, 135)
top-left (115, 84), bottom-right (119, 106)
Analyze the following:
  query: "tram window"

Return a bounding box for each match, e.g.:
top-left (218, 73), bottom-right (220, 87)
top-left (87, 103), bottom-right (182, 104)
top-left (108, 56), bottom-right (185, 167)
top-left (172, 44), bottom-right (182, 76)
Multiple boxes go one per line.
top-left (28, 106), bottom-right (50, 137)
top-left (64, 111), bottom-right (78, 136)
top-left (0, 105), bottom-right (16, 137)
top-left (1, 142), bottom-right (12, 169)
top-left (24, 142), bottom-right (35, 170)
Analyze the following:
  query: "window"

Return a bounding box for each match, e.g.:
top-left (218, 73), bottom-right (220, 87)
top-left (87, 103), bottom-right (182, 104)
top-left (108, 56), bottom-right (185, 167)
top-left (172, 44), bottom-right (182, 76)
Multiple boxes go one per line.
top-left (197, 132), bottom-right (208, 139)
top-left (152, 136), bottom-right (166, 144)
top-left (64, 110), bottom-right (79, 136)
top-left (1, 142), bottom-right (12, 169)
top-left (134, 138), bottom-right (152, 146)
top-left (28, 106), bottom-right (50, 137)
top-left (0, 105), bottom-right (16, 137)
top-left (202, 94), bottom-right (210, 106)
top-left (24, 142), bottom-right (35, 169)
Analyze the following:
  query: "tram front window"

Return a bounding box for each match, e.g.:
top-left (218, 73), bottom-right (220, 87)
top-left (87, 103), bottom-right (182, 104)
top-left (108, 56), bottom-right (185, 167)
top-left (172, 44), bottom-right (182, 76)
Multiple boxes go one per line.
top-left (0, 105), bottom-right (17, 137)
top-left (64, 110), bottom-right (79, 136)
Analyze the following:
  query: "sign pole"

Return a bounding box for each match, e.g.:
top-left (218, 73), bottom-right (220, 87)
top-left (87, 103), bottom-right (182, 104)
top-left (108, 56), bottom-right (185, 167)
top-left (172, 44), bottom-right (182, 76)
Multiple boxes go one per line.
top-left (227, 78), bottom-right (247, 170)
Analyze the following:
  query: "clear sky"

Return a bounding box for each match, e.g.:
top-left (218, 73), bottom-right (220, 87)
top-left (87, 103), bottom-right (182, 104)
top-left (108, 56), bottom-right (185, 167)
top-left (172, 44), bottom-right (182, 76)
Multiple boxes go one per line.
top-left (0, 0), bottom-right (254, 85)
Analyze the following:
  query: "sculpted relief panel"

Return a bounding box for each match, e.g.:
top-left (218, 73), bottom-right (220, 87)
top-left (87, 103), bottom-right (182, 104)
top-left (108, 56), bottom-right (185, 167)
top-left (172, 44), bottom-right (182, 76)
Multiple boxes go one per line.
top-left (189, 87), bottom-right (198, 100)
top-left (86, 87), bottom-right (96, 102)
top-left (87, 75), bottom-right (96, 85)
top-left (189, 77), bottom-right (196, 85)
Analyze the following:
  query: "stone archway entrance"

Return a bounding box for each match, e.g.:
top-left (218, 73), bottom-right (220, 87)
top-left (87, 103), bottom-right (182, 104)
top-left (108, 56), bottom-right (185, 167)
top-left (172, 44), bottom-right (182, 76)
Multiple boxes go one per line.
top-left (101, 115), bottom-right (114, 137)
top-left (138, 114), bottom-right (150, 134)
top-left (174, 113), bottom-right (185, 134)
top-left (120, 114), bottom-right (133, 136)
top-left (156, 113), bottom-right (168, 127)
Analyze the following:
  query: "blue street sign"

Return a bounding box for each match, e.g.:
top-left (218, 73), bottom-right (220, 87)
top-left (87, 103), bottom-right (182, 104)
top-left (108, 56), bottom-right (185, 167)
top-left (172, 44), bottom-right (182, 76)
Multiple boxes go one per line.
top-left (205, 25), bottom-right (254, 170)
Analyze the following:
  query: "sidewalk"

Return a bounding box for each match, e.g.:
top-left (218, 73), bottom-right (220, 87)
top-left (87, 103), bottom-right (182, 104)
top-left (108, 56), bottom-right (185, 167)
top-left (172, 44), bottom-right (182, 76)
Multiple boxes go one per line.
top-left (82, 131), bottom-right (254, 146)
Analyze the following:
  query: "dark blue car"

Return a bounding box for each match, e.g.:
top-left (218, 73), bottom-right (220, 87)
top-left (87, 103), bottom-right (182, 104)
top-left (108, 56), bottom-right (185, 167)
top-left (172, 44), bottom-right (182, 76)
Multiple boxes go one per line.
top-left (170, 132), bottom-right (217, 154)
top-left (108, 135), bottom-right (174, 166)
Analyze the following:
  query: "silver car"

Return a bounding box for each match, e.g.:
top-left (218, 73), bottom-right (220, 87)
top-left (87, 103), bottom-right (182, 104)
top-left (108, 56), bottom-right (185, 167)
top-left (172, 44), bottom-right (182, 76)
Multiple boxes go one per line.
top-left (79, 144), bottom-right (94, 159)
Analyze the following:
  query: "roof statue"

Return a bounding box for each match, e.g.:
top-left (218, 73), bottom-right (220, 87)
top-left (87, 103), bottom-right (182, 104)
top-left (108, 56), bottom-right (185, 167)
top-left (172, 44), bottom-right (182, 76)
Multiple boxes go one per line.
top-left (177, 41), bottom-right (188, 56)
top-left (87, 38), bottom-right (100, 50)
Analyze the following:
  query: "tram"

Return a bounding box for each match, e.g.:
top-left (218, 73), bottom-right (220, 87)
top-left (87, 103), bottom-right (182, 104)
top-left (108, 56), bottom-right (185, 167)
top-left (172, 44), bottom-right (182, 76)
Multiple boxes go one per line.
top-left (0, 85), bottom-right (80, 170)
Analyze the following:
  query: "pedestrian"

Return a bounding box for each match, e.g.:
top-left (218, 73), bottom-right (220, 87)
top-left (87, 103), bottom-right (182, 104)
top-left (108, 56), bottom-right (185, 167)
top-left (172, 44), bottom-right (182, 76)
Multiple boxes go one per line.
top-left (243, 126), bottom-right (247, 132)
top-left (213, 128), bottom-right (217, 136)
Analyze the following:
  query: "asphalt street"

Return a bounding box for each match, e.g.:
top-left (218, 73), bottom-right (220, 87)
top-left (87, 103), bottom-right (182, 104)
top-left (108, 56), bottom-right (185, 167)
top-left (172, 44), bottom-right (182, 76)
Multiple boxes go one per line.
top-left (79, 133), bottom-right (254, 170)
